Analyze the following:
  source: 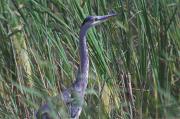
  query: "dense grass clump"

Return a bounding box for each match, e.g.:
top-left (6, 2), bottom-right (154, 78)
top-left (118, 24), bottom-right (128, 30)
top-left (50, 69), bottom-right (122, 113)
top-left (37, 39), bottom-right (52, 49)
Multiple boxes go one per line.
top-left (0, 0), bottom-right (179, 118)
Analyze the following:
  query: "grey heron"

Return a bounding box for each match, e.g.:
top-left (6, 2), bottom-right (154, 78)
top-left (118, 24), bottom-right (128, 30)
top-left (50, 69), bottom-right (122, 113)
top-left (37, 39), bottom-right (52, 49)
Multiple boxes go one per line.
top-left (36, 13), bottom-right (116, 119)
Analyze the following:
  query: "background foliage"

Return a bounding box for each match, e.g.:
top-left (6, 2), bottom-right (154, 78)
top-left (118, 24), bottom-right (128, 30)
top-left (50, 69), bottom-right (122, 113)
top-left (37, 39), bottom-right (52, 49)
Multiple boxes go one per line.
top-left (0, 0), bottom-right (179, 118)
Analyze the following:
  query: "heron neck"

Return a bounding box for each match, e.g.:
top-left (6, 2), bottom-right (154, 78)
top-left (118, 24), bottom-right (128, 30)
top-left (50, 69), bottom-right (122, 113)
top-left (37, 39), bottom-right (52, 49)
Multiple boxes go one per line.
top-left (73, 27), bottom-right (89, 92)
top-left (79, 28), bottom-right (89, 73)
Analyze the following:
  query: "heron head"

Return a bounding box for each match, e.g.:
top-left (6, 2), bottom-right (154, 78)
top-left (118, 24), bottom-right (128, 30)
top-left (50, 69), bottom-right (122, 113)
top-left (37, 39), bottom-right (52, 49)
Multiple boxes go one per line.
top-left (81, 13), bottom-right (116, 28)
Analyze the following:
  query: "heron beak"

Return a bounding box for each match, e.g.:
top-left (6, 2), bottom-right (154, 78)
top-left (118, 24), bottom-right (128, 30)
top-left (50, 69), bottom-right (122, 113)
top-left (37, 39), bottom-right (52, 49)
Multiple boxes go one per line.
top-left (91, 13), bottom-right (116, 26)
top-left (98, 13), bottom-right (117, 21)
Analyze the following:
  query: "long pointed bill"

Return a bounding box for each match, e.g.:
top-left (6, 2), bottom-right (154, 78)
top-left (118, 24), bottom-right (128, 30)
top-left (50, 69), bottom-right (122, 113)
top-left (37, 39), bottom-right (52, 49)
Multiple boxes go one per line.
top-left (97, 13), bottom-right (117, 21)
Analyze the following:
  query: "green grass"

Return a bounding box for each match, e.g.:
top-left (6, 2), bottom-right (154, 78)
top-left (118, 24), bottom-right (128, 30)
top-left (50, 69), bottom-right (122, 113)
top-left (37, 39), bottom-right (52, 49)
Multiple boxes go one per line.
top-left (0, 0), bottom-right (180, 118)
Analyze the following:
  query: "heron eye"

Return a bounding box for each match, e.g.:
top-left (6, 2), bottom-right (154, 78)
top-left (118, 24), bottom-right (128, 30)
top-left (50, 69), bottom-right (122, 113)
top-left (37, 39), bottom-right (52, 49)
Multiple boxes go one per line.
top-left (94, 18), bottom-right (98, 21)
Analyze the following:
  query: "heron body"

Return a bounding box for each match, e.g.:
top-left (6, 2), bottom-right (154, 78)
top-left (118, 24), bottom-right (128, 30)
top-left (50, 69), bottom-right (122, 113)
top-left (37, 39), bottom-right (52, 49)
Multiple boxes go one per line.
top-left (36, 13), bottom-right (116, 119)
